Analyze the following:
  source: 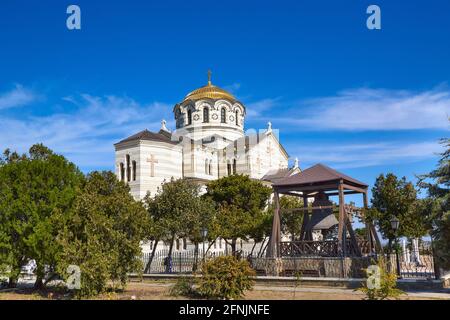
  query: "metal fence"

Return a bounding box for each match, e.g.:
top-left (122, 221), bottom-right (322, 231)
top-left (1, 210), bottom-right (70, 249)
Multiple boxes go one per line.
top-left (141, 249), bottom-right (252, 274)
top-left (389, 240), bottom-right (436, 279)
top-left (141, 241), bottom-right (437, 279)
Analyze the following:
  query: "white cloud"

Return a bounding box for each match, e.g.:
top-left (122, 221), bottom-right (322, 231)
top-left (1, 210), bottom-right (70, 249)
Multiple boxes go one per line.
top-left (246, 98), bottom-right (281, 118)
top-left (223, 83), bottom-right (241, 93)
top-left (0, 84), bottom-right (39, 110)
top-left (0, 93), bottom-right (172, 170)
top-left (288, 141), bottom-right (444, 169)
top-left (263, 87), bottom-right (450, 131)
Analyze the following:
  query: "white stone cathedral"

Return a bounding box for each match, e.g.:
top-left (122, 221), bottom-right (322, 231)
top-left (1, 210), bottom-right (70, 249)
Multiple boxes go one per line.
top-left (114, 73), bottom-right (299, 252)
top-left (115, 73), bottom-right (299, 200)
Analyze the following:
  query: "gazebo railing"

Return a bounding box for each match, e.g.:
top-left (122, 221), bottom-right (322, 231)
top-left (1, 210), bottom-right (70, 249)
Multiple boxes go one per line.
top-left (280, 240), bottom-right (372, 257)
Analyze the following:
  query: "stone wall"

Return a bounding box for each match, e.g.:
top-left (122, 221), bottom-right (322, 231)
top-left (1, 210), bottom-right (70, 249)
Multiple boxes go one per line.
top-left (250, 256), bottom-right (373, 278)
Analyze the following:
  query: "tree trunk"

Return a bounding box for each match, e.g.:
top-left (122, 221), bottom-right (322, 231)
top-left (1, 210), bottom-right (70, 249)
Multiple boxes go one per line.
top-left (231, 238), bottom-right (237, 256)
top-left (34, 265), bottom-right (45, 290)
top-left (168, 234), bottom-right (175, 259)
top-left (205, 237), bottom-right (217, 255)
top-left (257, 237), bottom-right (267, 257)
top-left (144, 239), bottom-right (159, 273)
top-left (260, 239), bottom-right (269, 257)
top-left (250, 241), bottom-right (257, 256)
top-left (34, 275), bottom-right (44, 290)
top-left (166, 234), bottom-right (176, 273)
top-left (8, 277), bottom-right (18, 289)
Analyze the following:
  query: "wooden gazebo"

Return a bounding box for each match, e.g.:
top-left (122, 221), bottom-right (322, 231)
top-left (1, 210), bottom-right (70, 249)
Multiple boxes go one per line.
top-left (266, 164), bottom-right (381, 258)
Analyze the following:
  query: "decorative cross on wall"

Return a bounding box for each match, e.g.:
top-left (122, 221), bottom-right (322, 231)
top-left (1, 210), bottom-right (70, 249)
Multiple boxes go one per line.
top-left (147, 155), bottom-right (158, 177)
top-left (256, 157), bottom-right (262, 173)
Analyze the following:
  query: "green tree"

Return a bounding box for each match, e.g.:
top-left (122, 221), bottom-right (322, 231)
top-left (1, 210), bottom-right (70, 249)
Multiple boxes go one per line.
top-left (205, 174), bottom-right (272, 255)
top-left (418, 138), bottom-right (450, 269)
top-left (0, 144), bottom-right (84, 288)
top-left (143, 178), bottom-right (212, 272)
top-left (56, 171), bottom-right (148, 297)
top-left (368, 173), bottom-right (427, 247)
top-left (279, 196), bottom-right (304, 241)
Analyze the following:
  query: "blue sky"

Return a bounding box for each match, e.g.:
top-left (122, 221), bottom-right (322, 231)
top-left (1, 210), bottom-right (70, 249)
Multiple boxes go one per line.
top-left (0, 0), bottom-right (449, 205)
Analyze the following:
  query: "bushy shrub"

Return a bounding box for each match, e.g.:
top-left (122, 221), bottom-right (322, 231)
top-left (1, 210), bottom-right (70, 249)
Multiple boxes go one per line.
top-left (169, 276), bottom-right (197, 297)
top-left (358, 257), bottom-right (404, 300)
top-left (197, 256), bottom-right (255, 300)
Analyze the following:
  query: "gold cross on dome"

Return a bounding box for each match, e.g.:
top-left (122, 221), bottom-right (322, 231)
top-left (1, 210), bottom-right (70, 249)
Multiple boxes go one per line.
top-left (207, 70), bottom-right (212, 86)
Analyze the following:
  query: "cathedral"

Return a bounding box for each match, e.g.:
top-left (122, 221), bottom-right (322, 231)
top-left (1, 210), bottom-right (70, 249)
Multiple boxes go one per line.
top-left (114, 72), bottom-right (299, 203)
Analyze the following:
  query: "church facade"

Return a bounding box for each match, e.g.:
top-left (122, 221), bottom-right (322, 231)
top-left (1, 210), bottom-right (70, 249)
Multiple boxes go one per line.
top-left (114, 74), bottom-right (299, 202)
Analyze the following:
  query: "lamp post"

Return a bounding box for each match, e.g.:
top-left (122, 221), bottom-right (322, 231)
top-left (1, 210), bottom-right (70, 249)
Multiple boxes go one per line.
top-left (201, 227), bottom-right (208, 263)
top-left (390, 216), bottom-right (401, 278)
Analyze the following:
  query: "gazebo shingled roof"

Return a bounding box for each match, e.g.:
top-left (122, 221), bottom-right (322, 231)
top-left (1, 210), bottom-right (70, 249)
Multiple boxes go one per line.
top-left (266, 163), bottom-right (381, 259)
top-left (273, 163), bottom-right (368, 189)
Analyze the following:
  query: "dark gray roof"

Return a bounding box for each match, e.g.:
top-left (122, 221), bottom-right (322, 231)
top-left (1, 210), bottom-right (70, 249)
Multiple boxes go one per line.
top-left (274, 163), bottom-right (368, 188)
top-left (115, 129), bottom-right (179, 145)
top-left (262, 167), bottom-right (299, 184)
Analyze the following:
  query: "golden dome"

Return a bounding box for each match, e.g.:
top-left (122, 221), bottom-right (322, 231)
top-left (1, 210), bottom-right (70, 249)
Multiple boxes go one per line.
top-left (183, 70), bottom-right (236, 102)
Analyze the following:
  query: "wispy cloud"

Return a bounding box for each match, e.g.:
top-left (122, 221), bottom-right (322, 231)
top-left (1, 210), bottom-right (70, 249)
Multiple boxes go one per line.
top-left (288, 141), bottom-right (444, 169)
top-left (0, 91), bottom-right (172, 170)
top-left (0, 84), bottom-right (39, 110)
top-left (246, 98), bottom-right (281, 118)
top-left (223, 83), bottom-right (241, 93)
top-left (258, 87), bottom-right (450, 131)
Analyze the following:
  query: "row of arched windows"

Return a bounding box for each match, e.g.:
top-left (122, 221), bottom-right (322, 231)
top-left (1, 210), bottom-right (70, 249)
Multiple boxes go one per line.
top-left (119, 155), bottom-right (136, 182)
top-left (205, 159), bottom-right (213, 175)
top-left (227, 159), bottom-right (237, 176)
top-left (185, 107), bottom-right (240, 126)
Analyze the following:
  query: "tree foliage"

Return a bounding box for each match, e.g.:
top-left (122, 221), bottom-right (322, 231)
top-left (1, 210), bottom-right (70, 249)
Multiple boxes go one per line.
top-left (0, 144), bottom-right (84, 288)
top-left (368, 173), bottom-right (428, 240)
top-left (279, 196), bottom-right (304, 240)
top-left (197, 255), bottom-right (255, 300)
top-left (0, 144), bottom-right (149, 296)
top-left (418, 138), bottom-right (450, 269)
top-left (56, 171), bottom-right (149, 297)
top-left (358, 257), bottom-right (404, 300)
top-left (205, 175), bottom-right (272, 254)
top-left (144, 178), bottom-right (214, 265)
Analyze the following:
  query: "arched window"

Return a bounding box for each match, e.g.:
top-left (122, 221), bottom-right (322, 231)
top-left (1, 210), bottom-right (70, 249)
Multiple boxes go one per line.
top-left (227, 161), bottom-right (232, 176)
top-left (126, 155), bottom-right (131, 182)
top-left (120, 163), bottom-right (125, 182)
top-left (235, 110), bottom-right (239, 126)
top-left (187, 110), bottom-right (192, 125)
top-left (203, 107), bottom-right (209, 123)
top-left (132, 161), bottom-right (137, 181)
top-left (221, 107), bottom-right (226, 123)
top-left (233, 159), bottom-right (237, 174)
top-left (208, 160), bottom-right (212, 175)
top-left (205, 159), bottom-right (209, 174)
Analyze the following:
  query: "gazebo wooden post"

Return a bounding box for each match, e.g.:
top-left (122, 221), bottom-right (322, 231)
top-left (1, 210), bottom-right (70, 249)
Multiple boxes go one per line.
top-left (266, 190), bottom-right (281, 258)
top-left (362, 191), bottom-right (373, 253)
top-left (363, 191), bottom-right (381, 253)
top-left (299, 194), bottom-right (309, 240)
top-left (338, 180), bottom-right (345, 256)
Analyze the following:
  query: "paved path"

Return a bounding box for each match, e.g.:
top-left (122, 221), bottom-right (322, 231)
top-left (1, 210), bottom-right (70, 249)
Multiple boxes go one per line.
top-left (252, 284), bottom-right (450, 300)
top-left (4, 279), bottom-right (449, 300)
top-left (128, 281), bottom-right (450, 300)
